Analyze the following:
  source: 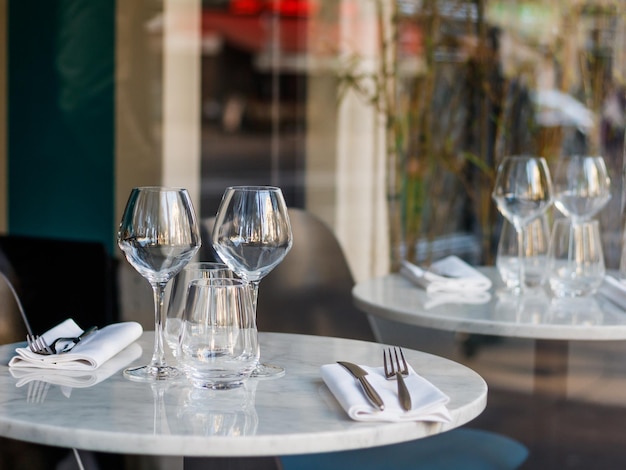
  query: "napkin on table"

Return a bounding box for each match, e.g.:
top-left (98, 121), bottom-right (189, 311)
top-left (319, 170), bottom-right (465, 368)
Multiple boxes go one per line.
top-left (400, 256), bottom-right (492, 294)
top-left (598, 275), bottom-right (626, 311)
top-left (9, 342), bottom-right (142, 388)
top-left (321, 363), bottom-right (451, 423)
top-left (9, 319), bottom-right (143, 371)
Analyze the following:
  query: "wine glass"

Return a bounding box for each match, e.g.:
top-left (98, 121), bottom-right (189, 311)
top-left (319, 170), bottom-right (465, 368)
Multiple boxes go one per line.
top-left (552, 155), bottom-right (611, 223)
top-left (212, 186), bottom-right (293, 378)
top-left (118, 187), bottom-right (201, 381)
top-left (492, 156), bottom-right (553, 293)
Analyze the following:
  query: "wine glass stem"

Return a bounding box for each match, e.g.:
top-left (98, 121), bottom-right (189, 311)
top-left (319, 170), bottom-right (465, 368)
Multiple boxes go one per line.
top-left (150, 281), bottom-right (168, 368)
top-left (569, 220), bottom-right (578, 267)
top-left (516, 226), bottom-right (526, 292)
top-left (249, 280), bottom-right (260, 313)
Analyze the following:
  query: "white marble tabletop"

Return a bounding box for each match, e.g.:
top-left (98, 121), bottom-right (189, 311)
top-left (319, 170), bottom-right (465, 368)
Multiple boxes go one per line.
top-left (0, 332), bottom-right (486, 457)
top-left (353, 268), bottom-right (626, 341)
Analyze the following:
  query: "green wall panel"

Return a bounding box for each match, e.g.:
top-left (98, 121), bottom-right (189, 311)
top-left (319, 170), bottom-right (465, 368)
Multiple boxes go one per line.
top-left (8, 0), bottom-right (115, 253)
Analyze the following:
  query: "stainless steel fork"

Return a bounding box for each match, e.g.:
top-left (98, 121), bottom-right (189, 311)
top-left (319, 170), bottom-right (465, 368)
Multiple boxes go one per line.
top-left (27, 334), bottom-right (54, 355)
top-left (27, 326), bottom-right (98, 355)
top-left (383, 347), bottom-right (412, 411)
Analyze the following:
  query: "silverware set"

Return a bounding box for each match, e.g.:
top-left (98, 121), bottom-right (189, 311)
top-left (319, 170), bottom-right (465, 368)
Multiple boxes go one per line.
top-left (338, 346), bottom-right (413, 412)
top-left (26, 326), bottom-right (98, 355)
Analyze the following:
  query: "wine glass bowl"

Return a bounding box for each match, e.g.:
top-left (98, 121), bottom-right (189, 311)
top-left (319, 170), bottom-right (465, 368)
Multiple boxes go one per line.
top-left (492, 156), bottom-right (553, 230)
top-left (118, 186), bottom-right (201, 381)
top-left (552, 155), bottom-right (611, 222)
top-left (212, 187), bottom-right (293, 284)
top-left (212, 186), bottom-right (293, 378)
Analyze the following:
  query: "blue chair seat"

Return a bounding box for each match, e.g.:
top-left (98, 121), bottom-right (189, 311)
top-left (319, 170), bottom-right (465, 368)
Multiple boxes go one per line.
top-left (280, 428), bottom-right (528, 470)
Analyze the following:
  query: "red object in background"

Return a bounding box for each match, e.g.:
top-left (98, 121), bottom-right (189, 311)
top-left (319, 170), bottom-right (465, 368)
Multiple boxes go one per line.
top-left (230, 0), bottom-right (316, 17)
top-left (230, 0), bottom-right (263, 15)
top-left (205, 1), bottom-right (310, 54)
top-left (267, 0), bottom-right (317, 17)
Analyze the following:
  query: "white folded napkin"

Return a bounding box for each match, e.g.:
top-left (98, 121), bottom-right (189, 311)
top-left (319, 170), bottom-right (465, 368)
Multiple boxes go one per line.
top-left (9, 319), bottom-right (143, 371)
top-left (400, 256), bottom-right (492, 293)
top-left (320, 363), bottom-right (451, 423)
top-left (9, 342), bottom-right (142, 388)
top-left (598, 275), bottom-right (626, 311)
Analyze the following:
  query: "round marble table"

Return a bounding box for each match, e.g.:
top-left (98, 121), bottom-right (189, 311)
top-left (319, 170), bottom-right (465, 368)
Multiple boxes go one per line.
top-left (353, 269), bottom-right (626, 341)
top-left (353, 268), bottom-right (626, 396)
top-left (0, 332), bottom-right (487, 457)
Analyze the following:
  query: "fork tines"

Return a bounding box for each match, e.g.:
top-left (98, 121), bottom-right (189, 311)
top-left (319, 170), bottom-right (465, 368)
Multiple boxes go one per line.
top-left (396, 347), bottom-right (409, 375)
top-left (383, 347), bottom-right (409, 377)
top-left (27, 334), bottom-right (54, 355)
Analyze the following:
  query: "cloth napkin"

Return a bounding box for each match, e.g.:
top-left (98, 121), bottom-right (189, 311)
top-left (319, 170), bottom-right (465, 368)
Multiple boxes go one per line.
top-left (320, 363), bottom-right (451, 423)
top-left (400, 256), bottom-right (492, 294)
top-left (9, 342), bottom-right (142, 389)
top-left (598, 275), bottom-right (626, 311)
top-left (9, 319), bottom-right (143, 371)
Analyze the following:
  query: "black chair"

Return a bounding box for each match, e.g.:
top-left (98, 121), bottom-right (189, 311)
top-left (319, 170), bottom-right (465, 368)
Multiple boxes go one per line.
top-left (0, 235), bottom-right (118, 335)
top-left (0, 235), bottom-right (121, 469)
top-left (200, 208), bottom-right (375, 341)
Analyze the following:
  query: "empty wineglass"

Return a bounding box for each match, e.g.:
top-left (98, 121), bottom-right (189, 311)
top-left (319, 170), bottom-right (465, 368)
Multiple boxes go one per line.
top-left (118, 187), bottom-right (201, 381)
top-left (212, 186), bottom-right (293, 378)
top-left (553, 155), bottom-right (611, 223)
top-left (492, 156), bottom-right (553, 293)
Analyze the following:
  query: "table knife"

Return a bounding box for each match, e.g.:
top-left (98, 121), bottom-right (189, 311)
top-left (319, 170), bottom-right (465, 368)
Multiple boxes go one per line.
top-left (58, 326), bottom-right (99, 354)
top-left (337, 361), bottom-right (385, 411)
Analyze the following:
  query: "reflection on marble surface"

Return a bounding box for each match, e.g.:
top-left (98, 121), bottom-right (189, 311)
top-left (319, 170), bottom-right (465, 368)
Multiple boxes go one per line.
top-left (0, 332), bottom-right (487, 457)
top-left (493, 288), bottom-right (560, 325)
top-left (170, 381), bottom-right (258, 436)
top-left (354, 268), bottom-right (626, 340)
top-left (548, 296), bottom-right (605, 326)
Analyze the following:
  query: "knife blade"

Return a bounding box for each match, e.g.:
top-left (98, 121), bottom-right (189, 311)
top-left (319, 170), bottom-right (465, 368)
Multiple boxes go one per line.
top-left (337, 361), bottom-right (385, 411)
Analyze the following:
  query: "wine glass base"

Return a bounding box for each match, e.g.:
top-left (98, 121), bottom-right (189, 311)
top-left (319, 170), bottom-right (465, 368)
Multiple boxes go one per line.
top-left (251, 362), bottom-right (285, 379)
top-left (123, 364), bottom-right (182, 382)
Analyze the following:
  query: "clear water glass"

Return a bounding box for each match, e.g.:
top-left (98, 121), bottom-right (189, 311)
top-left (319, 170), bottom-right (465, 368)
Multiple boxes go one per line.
top-left (548, 218), bottom-right (605, 297)
top-left (165, 261), bottom-right (234, 353)
top-left (178, 278), bottom-right (259, 390)
top-left (496, 215), bottom-right (550, 289)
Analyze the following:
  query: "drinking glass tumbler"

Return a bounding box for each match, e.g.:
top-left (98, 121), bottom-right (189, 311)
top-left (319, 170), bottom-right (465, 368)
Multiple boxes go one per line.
top-left (548, 218), bottom-right (605, 297)
top-left (178, 278), bottom-right (259, 390)
top-left (165, 262), bottom-right (234, 353)
top-left (496, 215), bottom-right (550, 289)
